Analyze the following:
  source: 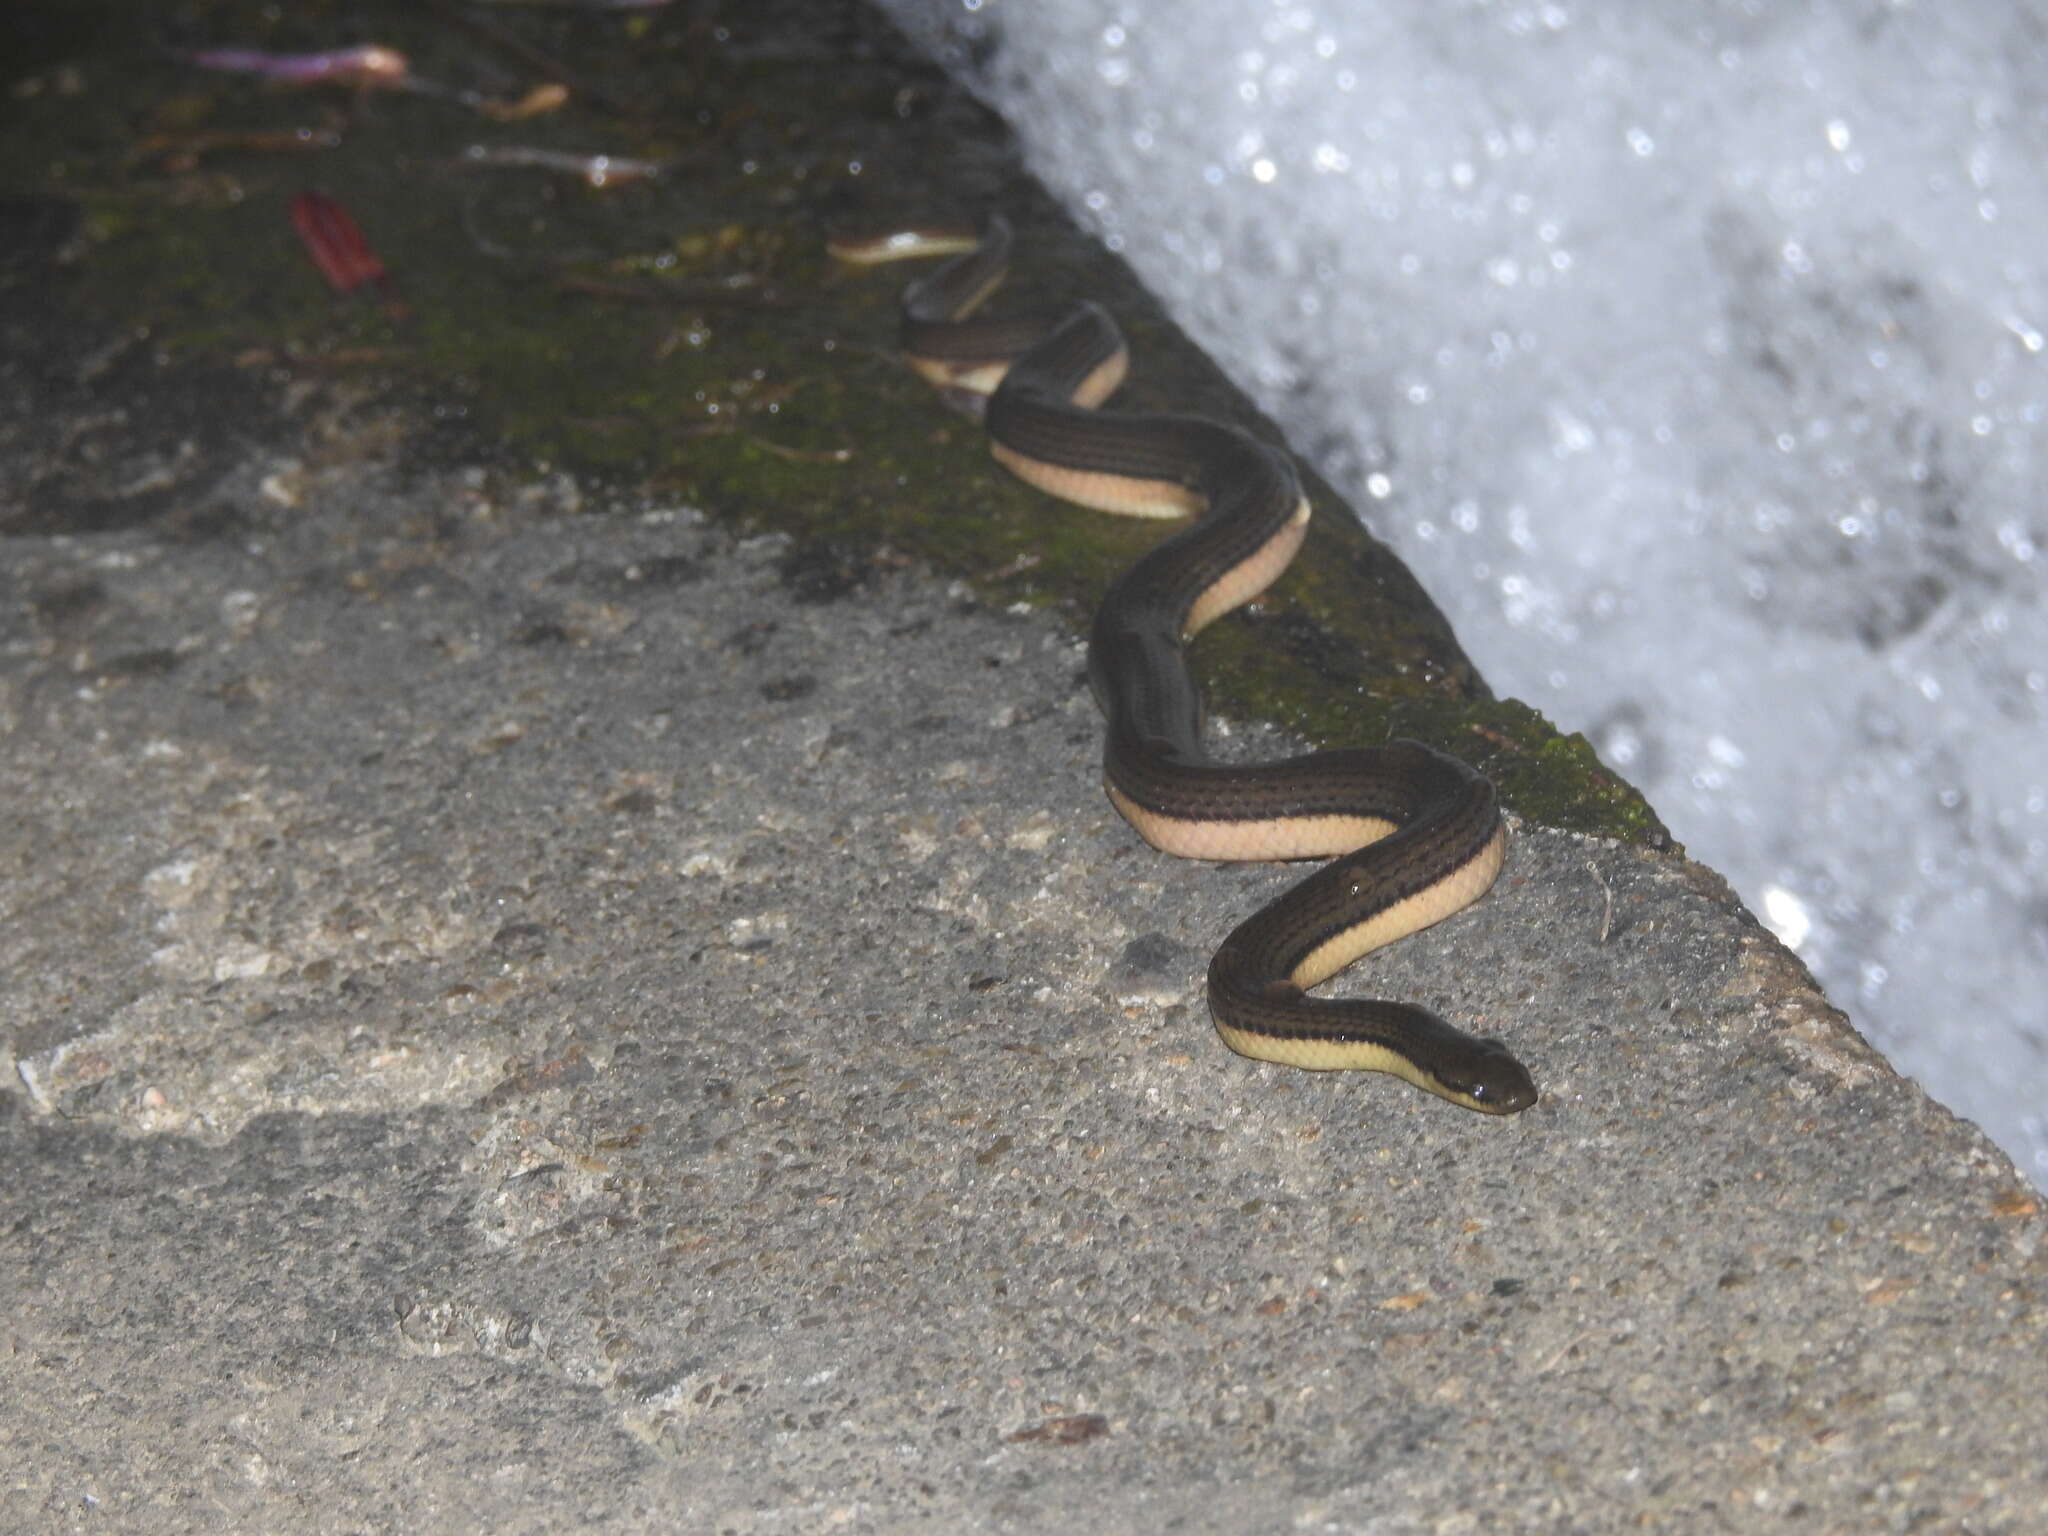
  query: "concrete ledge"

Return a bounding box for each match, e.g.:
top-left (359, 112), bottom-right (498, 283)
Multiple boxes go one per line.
top-left (6, 435), bottom-right (2044, 1529)
top-left (4, 1), bottom-right (2045, 1529)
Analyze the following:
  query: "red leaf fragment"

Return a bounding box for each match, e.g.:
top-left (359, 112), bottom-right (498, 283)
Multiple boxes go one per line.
top-left (289, 190), bottom-right (385, 292)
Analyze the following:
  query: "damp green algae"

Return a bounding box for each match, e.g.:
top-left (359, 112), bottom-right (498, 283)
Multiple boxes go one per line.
top-left (1, 0), bottom-right (1665, 846)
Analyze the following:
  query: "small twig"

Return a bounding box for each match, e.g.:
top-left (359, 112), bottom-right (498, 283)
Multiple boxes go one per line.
top-left (130, 124), bottom-right (344, 172)
top-left (1536, 1330), bottom-right (1597, 1375)
top-left (457, 144), bottom-right (669, 186)
top-left (1587, 857), bottom-right (1614, 944)
top-left (748, 436), bottom-right (851, 464)
top-left (424, 0), bottom-right (637, 116)
top-left (984, 551), bottom-right (1042, 582)
top-left (552, 271), bottom-right (792, 310)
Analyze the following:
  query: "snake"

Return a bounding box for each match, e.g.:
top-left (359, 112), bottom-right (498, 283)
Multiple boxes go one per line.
top-left (831, 215), bottom-right (1536, 1115)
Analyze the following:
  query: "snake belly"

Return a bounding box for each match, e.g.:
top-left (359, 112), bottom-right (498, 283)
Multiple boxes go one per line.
top-left (831, 215), bottom-right (1536, 1115)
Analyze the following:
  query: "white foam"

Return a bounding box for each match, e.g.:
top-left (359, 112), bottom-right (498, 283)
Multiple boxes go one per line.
top-left (879, 0), bottom-right (2048, 1182)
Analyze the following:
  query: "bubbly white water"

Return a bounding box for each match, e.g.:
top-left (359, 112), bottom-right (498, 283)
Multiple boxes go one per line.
top-left (876, 0), bottom-right (2048, 1181)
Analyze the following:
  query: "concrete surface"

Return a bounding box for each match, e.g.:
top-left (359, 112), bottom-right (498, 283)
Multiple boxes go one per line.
top-left (3, 1), bottom-right (2046, 1531)
top-left (5, 388), bottom-right (2046, 1532)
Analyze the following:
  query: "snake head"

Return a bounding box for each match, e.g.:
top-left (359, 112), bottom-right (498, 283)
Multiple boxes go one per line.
top-left (1436, 1038), bottom-right (1539, 1116)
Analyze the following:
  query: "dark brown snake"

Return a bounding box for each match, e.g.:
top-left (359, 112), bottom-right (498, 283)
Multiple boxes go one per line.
top-left (833, 215), bottom-right (1536, 1115)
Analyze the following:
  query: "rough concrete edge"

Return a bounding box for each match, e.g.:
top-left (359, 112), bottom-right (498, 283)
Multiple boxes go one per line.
top-left (0, 0), bottom-right (2023, 1190)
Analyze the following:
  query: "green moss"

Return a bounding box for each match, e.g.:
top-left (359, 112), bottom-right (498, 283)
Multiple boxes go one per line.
top-left (1, 0), bottom-right (1667, 845)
